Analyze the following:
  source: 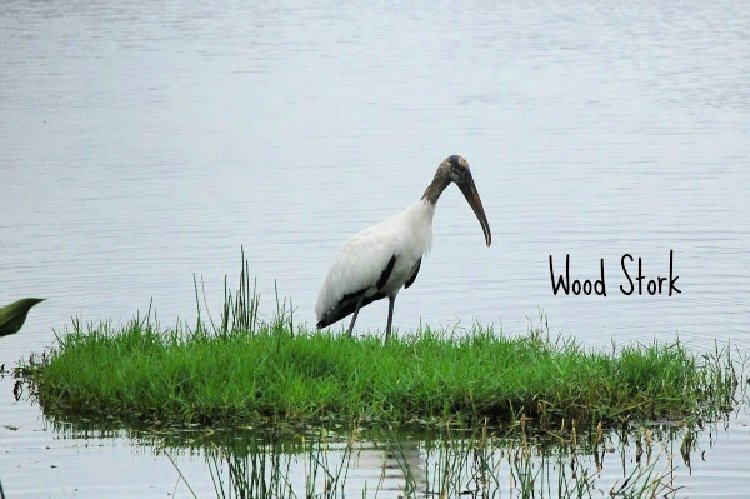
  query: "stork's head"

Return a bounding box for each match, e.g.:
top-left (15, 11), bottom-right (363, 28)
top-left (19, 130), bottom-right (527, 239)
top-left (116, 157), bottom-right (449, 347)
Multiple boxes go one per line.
top-left (438, 154), bottom-right (492, 247)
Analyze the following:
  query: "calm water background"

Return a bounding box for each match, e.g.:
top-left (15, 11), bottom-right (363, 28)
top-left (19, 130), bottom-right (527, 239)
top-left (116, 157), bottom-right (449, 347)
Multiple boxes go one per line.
top-left (1, 0), bottom-right (749, 496)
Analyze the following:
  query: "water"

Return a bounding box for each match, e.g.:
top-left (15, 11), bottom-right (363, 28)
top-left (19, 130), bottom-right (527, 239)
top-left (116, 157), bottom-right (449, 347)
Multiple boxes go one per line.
top-left (1, 0), bottom-right (749, 495)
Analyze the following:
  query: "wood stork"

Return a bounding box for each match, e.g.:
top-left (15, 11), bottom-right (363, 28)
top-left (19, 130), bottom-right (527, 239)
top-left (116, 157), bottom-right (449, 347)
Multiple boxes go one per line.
top-left (315, 155), bottom-right (491, 340)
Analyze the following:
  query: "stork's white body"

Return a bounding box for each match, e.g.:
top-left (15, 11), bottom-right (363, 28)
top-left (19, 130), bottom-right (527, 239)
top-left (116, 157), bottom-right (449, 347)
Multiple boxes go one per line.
top-left (315, 199), bottom-right (435, 325)
top-left (314, 154), bottom-right (490, 338)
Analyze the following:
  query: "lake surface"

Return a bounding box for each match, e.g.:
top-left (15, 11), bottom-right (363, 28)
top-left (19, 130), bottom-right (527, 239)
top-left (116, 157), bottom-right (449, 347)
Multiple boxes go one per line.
top-left (1, 0), bottom-right (749, 496)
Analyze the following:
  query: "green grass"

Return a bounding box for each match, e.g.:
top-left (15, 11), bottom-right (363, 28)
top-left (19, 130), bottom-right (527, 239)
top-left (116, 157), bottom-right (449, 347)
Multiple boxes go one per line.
top-left (29, 317), bottom-right (734, 428)
top-left (26, 251), bottom-right (736, 429)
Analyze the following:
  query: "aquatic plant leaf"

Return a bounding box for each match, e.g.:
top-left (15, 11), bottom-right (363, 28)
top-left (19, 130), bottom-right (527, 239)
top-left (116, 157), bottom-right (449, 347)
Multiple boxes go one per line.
top-left (0, 298), bottom-right (44, 337)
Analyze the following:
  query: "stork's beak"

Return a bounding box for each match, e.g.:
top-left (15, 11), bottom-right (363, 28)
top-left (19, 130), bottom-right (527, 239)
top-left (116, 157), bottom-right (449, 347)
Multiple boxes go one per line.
top-left (459, 177), bottom-right (491, 247)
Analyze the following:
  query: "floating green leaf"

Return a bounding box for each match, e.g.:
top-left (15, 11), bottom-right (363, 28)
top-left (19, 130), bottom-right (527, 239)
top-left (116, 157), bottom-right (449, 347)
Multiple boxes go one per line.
top-left (0, 298), bottom-right (44, 337)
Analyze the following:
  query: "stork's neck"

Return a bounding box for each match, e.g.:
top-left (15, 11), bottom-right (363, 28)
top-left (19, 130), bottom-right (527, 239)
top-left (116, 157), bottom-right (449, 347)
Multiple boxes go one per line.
top-left (421, 170), bottom-right (451, 205)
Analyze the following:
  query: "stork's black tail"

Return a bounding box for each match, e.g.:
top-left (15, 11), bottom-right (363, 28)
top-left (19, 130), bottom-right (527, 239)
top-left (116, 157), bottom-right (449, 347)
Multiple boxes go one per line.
top-left (316, 291), bottom-right (386, 330)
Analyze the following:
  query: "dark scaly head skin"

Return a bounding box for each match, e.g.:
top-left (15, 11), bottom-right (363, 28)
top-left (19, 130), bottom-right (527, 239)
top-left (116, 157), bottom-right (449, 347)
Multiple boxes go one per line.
top-left (426, 155), bottom-right (491, 247)
top-left (448, 154), bottom-right (469, 174)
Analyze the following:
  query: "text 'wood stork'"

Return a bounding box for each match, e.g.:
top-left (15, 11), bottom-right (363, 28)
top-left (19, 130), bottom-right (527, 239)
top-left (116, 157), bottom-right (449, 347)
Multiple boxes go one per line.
top-left (315, 155), bottom-right (491, 340)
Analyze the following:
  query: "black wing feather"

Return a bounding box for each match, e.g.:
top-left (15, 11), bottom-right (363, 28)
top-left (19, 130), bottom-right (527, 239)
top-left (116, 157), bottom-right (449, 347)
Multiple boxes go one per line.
top-left (316, 254), bottom-right (397, 330)
top-left (376, 254), bottom-right (397, 289)
top-left (404, 258), bottom-right (421, 289)
top-left (316, 289), bottom-right (386, 329)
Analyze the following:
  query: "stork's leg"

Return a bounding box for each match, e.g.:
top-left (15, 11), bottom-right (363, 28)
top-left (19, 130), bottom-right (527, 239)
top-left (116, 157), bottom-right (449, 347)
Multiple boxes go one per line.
top-left (347, 294), bottom-right (366, 336)
top-left (384, 295), bottom-right (396, 342)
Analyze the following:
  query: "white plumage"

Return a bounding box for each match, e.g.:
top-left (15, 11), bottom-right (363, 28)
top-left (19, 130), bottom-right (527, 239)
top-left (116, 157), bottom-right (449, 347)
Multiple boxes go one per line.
top-left (315, 199), bottom-right (434, 322)
top-left (315, 155), bottom-right (491, 339)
